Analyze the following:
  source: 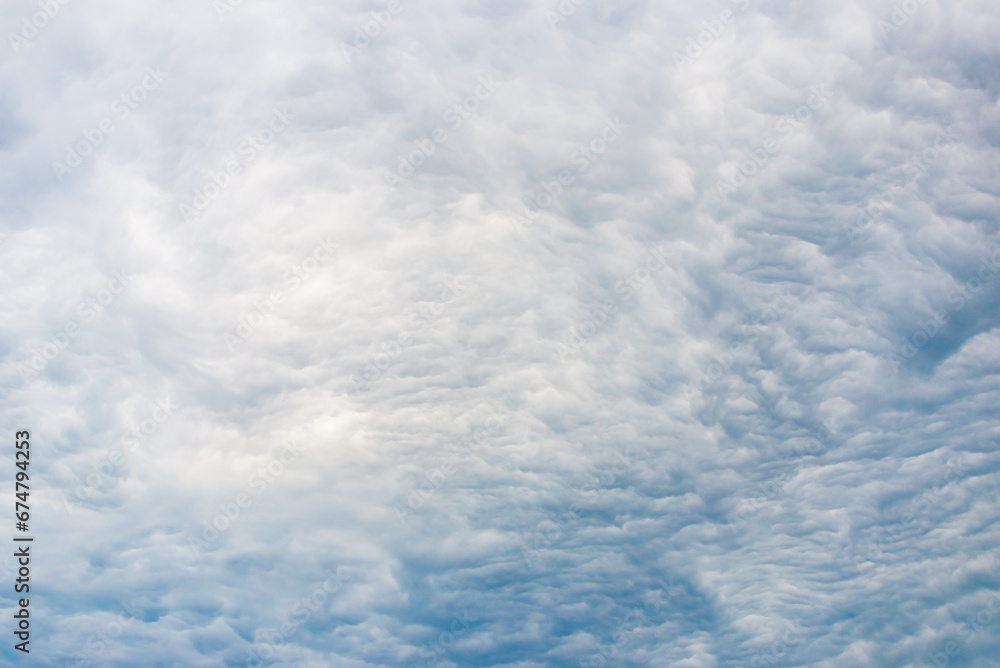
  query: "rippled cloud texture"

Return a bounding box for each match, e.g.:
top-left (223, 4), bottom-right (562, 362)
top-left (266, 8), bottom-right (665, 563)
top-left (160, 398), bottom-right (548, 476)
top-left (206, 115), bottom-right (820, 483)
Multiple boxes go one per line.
top-left (2, 0), bottom-right (999, 666)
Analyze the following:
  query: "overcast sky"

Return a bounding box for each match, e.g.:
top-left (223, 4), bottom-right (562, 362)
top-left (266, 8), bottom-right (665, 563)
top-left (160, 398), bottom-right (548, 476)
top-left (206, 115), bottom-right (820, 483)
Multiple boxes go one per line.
top-left (1, 0), bottom-right (999, 666)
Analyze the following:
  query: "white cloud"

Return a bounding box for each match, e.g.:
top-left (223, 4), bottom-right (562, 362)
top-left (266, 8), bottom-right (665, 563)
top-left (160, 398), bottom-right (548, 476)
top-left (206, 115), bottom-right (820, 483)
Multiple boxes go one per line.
top-left (1, 0), bottom-right (999, 665)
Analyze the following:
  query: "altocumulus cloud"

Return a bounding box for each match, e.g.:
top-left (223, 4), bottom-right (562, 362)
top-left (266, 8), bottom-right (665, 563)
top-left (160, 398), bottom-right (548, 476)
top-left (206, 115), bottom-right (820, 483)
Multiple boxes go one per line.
top-left (1, 0), bottom-right (999, 666)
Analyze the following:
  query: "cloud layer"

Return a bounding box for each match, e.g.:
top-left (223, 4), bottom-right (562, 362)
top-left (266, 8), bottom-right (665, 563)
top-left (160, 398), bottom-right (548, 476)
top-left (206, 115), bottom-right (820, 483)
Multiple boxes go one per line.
top-left (1, 0), bottom-right (999, 666)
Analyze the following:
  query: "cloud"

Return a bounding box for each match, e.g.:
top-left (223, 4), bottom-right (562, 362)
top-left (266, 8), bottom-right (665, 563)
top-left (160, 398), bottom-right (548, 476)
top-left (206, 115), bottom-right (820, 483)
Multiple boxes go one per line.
top-left (1, 0), bottom-right (999, 665)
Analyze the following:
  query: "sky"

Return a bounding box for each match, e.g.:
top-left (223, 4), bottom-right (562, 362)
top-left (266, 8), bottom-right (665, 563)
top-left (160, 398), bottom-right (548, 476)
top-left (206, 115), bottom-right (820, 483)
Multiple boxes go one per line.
top-left (1, 0), bottom-right (999, 666)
